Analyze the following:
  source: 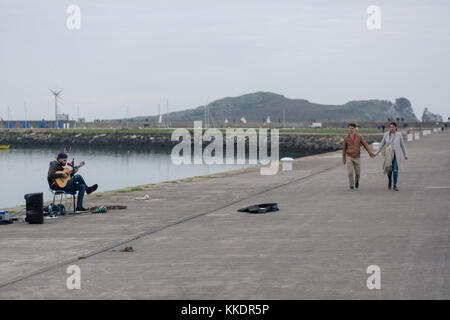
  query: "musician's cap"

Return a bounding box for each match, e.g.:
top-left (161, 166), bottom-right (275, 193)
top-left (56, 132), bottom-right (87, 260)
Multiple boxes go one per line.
top-left (57, 152), bottom-right (68, 159)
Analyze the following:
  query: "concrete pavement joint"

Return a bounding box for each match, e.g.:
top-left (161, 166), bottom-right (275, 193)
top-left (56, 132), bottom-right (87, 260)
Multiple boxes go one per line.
top-left (424, 187), bottom-right (450, 189)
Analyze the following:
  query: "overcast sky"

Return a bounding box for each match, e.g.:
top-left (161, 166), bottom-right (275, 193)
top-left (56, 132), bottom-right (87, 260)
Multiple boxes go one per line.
top-left (1, 0), bottom-right (449, 121)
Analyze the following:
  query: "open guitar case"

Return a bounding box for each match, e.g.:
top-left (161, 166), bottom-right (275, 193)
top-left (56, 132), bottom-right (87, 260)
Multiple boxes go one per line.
top-left (237, 203), bottom-right (279, 214)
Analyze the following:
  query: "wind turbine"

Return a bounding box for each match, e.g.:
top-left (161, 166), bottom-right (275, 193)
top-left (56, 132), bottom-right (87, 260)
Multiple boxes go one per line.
top-left (166, 99), bottom-right (170, 128)
top-left (158, 104), bottom-right (165, 126)
top-left (7, 105), bottom-right (11, 128)
top-left (50, 88), bottom-right (63, 128)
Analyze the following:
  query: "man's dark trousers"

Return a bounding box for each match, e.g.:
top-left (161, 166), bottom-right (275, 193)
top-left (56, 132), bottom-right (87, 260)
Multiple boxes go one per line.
top-left (63, 175), bottom-right (87, 208)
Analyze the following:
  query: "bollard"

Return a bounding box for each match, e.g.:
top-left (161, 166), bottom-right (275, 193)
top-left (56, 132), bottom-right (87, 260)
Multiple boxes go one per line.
top-left (280, 157), bottom-right (294, 171)
top-left (371, 142), bottom-right (380, 152)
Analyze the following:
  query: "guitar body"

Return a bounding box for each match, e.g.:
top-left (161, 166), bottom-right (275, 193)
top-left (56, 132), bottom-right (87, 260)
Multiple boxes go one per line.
top-left (54, 168), bottom-right (72, 188)
top-left (52, 161), bottom-right (85, 188)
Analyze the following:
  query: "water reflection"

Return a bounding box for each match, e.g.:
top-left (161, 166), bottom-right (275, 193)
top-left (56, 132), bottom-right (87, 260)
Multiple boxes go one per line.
top-left (0, 145), bottom-right (253, 208)
top-left (0, 145), bottom-right (308, 208)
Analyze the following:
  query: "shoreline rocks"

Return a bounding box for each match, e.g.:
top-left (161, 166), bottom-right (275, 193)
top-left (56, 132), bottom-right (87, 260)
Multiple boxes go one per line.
top-left (0, 132), bottom-right (383, 155)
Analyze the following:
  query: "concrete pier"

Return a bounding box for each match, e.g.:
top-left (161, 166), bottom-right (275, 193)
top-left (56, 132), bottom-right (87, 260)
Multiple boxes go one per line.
top-left (1, 131), bottom-right (449, 299)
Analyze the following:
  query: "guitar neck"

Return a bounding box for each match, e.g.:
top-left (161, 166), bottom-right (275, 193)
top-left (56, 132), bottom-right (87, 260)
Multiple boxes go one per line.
top-left (68, 163), bottom-right (84, 175)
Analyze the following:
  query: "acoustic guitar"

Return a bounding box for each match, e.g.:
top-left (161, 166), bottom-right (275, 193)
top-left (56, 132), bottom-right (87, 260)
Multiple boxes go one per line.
top-left (53, 160), bottom-right (86, 188)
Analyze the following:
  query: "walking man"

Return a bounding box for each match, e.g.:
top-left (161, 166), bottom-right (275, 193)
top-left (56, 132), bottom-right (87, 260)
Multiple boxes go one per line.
top-left (342, 123), bottom-right (375, 191)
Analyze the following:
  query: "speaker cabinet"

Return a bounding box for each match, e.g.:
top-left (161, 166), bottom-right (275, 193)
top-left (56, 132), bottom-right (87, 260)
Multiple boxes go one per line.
top-left (24, 192), bottom-right (43, 224)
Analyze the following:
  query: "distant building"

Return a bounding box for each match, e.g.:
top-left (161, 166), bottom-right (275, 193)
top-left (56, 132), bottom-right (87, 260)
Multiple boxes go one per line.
top-left (57, 113), bottom-right (69, 121)
top-left (0, 119), bottom-right (75, 129)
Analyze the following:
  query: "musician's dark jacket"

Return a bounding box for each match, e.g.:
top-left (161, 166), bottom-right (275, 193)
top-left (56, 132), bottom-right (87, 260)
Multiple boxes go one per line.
top-left (47, 161), bottom-right (66, 189)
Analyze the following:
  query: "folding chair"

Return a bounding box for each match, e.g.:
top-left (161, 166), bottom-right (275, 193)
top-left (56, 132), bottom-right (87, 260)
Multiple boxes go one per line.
top-left (49, 189), bottom-right (77, 214)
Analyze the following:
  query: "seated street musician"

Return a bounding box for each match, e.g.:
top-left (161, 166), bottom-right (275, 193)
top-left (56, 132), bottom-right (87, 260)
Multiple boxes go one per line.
top-left (47, 152), bottom-right (98, 212)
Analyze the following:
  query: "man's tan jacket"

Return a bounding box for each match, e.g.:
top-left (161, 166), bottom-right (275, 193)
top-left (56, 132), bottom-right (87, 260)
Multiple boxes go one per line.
top-left (342, 133), bottom-right (372, 161)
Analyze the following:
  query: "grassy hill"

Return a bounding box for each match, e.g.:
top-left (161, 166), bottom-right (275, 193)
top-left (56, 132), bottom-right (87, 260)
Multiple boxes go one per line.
top-left (126, 92), bottom-right (418, 123)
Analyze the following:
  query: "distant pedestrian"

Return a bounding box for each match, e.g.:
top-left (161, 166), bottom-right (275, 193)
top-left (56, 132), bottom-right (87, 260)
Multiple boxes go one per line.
top-left (342, 123), bottom-right (375, 191)
top-left (382, 125), bottom-right (385, 133)
top-left (374, 122), bottom-right (408, 191)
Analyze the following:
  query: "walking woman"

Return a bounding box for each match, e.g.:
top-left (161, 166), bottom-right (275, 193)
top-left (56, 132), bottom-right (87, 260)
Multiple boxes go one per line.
top-left (374, 122), bottom-right (408, 191)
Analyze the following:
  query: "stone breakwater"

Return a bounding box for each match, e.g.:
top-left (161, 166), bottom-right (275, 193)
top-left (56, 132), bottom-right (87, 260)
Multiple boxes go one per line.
top-left (279, 134), bottom-right (382, 154)
top-left (0, 132), bottom-right (383, 154)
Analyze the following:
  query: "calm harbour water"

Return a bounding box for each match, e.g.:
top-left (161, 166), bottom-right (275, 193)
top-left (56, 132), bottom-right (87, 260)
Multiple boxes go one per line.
top-left (0, 145), bottom-right (259, 209)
